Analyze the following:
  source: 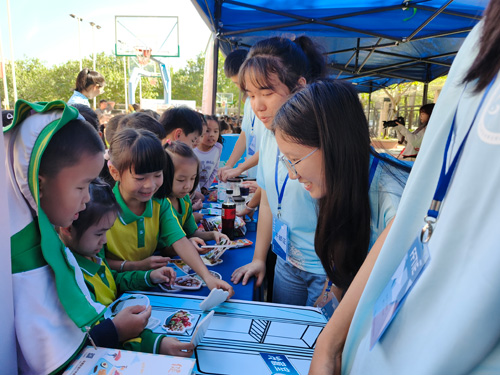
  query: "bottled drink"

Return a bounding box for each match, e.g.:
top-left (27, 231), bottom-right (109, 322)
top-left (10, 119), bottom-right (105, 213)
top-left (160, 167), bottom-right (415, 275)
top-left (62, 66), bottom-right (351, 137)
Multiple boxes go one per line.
top-left (217, 180), bottom-right (227, 203)
top-left (222, 190), bottom-right (236, 240)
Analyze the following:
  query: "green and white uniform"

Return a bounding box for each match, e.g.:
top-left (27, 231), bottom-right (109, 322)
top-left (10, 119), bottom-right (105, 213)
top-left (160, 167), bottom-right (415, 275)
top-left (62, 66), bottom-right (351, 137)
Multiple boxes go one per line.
top-left (5, 101), bottom-right (105, 374)
top-left (74, 248), bottom-right (167, 353)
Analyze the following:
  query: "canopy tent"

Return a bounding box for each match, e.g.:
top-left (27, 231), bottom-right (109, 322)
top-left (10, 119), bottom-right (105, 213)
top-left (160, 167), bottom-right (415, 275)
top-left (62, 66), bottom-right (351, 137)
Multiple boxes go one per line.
top-left (192, 0), bottom-right (488, 111)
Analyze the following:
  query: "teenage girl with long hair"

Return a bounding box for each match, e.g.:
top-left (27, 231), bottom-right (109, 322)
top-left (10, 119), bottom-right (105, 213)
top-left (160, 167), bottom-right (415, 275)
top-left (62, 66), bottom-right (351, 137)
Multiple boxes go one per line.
top-left (230, 36), bottom-right (328, 306)
top-left (307, 2), bottom-right (500, 373)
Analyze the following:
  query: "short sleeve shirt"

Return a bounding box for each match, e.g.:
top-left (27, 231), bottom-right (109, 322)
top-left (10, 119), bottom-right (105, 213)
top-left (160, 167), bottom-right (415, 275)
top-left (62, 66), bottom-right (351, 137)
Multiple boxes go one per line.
top-left (241, 98), bottom-right (265, 178)
top-left (106, 183), bottom-right (186, 262)
top-left (169, 195), bottom-right (198, 237)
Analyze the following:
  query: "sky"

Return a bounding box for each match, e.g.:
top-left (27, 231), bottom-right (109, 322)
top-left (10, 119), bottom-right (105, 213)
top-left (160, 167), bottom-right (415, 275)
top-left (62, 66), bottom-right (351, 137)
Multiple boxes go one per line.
top-left (0, 0), bottom-right (212, 71)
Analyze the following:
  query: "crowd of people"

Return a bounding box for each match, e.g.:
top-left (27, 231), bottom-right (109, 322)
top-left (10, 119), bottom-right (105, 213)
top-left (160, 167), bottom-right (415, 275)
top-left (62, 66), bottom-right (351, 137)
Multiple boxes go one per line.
top-left (4, 0), bottom-right (500, 373)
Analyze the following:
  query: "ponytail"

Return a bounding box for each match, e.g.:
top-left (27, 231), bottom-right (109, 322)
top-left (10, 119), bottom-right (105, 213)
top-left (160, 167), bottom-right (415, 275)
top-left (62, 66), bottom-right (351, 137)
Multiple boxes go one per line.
top-left (293, 36), bottom-right (326, 81)
top-left (75, 68), bottom-right (105, 92)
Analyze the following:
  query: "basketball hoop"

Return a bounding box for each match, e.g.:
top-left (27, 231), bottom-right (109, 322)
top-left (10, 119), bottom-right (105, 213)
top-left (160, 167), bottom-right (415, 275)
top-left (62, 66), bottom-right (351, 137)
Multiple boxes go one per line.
top-left (134, 47), bottom-right (152, 66)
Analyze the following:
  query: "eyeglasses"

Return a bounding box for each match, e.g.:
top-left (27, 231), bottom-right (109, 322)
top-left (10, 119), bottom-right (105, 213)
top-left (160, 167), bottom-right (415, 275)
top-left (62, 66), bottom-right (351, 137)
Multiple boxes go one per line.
top-left (279, 148), bottom-right (319, 177)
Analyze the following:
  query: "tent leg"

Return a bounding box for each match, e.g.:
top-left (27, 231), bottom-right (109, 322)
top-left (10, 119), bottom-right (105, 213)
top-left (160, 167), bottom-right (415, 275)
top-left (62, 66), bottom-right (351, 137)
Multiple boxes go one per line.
top-left (211, 37), bottom-right (219, 115)
top-left (423, 82), bottom-right (428, 105)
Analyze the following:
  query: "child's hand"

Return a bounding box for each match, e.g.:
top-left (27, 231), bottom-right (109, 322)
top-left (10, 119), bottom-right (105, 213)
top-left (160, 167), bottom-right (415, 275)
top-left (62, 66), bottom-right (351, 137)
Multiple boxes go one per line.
top-left (150, 266), bottom-right (177, 285)
top-left (160, 337), bottom-right (195, 357)
top-left (205, 276), bottom-right (234, 299)
top-left (190, 237), bottom-right (209, 254)
top-left (138, 256), bottom-right (170, 270)
top-left (213, 231), bottom-right (229, 244)
top-left (113, 305), bottom-right (152, 342)
top-left (192, 198), bottom-right (203, 211)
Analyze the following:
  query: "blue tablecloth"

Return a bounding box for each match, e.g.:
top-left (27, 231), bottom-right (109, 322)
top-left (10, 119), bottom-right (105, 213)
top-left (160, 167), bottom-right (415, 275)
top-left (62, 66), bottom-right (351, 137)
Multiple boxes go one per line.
top-left (153, 227), bottom-right (257, 301)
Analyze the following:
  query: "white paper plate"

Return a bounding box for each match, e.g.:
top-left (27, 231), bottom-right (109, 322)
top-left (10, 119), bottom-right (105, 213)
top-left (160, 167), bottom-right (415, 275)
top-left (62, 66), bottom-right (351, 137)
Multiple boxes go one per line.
top-left (104, 294), bottom-right (150, 319)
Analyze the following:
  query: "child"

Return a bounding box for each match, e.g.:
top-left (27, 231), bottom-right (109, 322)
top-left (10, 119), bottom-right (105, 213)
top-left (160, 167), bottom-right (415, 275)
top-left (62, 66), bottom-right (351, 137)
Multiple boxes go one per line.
top-left (59, 179), bottom-right (194, 357)
top-left (194, 115), bottom-right (223, 192)
top-left (105, 127), bottom-right (234, 296)
top-left (163, 141), bottom-right (228, 252)
top-left (68, 68), bottom-right (106, 107)
top-left (159, 105), bottom-right (203, 148)
top-left (5, 100), bottom-right (106, 374)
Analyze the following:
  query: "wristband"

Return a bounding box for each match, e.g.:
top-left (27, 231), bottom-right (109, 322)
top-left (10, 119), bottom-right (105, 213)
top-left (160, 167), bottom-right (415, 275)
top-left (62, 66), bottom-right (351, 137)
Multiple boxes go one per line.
top-left (119, 260), bottom-right (127, 272)
top-left (245, 201), bottom-right (257, 212)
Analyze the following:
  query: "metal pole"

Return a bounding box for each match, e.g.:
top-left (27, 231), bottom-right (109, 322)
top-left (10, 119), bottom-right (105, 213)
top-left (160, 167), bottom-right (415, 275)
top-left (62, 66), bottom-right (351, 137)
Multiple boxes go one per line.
top-left (123, 57), bottom-right (128, 112)
top-left (6, 0), bottom-right (17, 103)
top-left (211, 37), bottom-right (219, 115)
top-left (0, 26), bottom-right (10, 109)
top-left (91, 23), bottom-right (96, 109)
top-left (423, 82), bottom-right (429, 105)
top-left (77, 18), bottom-right (82, 71)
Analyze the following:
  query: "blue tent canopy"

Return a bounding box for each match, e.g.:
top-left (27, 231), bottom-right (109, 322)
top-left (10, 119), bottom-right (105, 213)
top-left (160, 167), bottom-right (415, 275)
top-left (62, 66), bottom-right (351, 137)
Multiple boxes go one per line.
top-left (193, 0), bottom-right (488, 95)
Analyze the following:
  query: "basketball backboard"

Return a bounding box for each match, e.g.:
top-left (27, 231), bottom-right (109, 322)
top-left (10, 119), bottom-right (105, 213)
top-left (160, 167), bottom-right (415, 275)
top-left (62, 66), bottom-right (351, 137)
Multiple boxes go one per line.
top-left (115, 16), bottom-right (180, 58)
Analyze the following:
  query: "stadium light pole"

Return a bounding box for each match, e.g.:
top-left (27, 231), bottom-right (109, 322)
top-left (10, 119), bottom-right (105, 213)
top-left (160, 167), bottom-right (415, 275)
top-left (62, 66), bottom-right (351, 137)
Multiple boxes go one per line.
top-left (70, 14), bottom-right (83, 71)
top-left (6, 0), bottom-right (17, 103)
top-left (89, 22), bottom-right (101, 109)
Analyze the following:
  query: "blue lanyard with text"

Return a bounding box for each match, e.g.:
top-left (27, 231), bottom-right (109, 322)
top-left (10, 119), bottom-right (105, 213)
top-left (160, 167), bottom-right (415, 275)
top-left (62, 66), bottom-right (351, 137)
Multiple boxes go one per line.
top-left (275, 149), bottom-right (289, 218)
top-left (368, 157), bottom-right (379, 189)
top-left (250, 114), bottom-right (255, 134)
top-left (421, 76), bottom-right (496, 243)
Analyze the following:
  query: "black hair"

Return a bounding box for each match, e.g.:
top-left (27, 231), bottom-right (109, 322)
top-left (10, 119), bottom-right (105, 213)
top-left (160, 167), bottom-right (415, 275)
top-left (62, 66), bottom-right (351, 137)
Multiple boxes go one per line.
top-left (104, 114), bottom-right (125, 145)
top-left (109, 128), bottom-right (165, 176)
top-left (99, 99), bottom-right (108, 104)
top-left (159, 106), bottom-right (203, 137)
top-left (140, 109), bottom-right (161, 121)
top-left (463, 1), bottom-right (500, 93)
top-left (75, 68), bottom-right (105, 92)
top-left (155, 141), bottom-right (200, 198)
top-left (419, 103), bottom-right (435, 117)
top-left (272, 79), bottom-right (410, 290)
top-left (220, 119), bottom-right (232, 133)
top-left (39, 119), bottom-right (104, 178)
top-left (71, 104), bottom-right (99, 131)
top-left (118, 112), bottom-right (166, 140)
top-left (239, 36), bottom-right (326, 93)
top-left (224, 49), bottom-right (248, 78)
top-left (71, 178), bottom-right (120, 241)
top-left (204, 115), bottom-right (224, 145)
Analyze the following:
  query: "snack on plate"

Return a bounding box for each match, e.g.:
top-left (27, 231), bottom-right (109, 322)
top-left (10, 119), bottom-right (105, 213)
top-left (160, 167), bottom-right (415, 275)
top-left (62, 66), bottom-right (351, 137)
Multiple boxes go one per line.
top-left (163, 310), bottom-right (193, 334)
top-left (173, 276), bottom-right (202, 290)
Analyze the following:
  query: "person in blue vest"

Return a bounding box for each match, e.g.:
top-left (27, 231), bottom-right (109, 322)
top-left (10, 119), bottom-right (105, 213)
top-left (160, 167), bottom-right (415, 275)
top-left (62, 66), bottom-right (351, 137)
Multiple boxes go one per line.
top-left (272, 79), bottom-right (411, 310)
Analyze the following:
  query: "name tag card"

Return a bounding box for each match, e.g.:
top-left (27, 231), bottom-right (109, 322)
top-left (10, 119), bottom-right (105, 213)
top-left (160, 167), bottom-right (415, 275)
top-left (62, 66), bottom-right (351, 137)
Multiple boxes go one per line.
top-left (370, 236), bottom-right (430, 348)
top-left (272, 216), bottom-right (289, 261)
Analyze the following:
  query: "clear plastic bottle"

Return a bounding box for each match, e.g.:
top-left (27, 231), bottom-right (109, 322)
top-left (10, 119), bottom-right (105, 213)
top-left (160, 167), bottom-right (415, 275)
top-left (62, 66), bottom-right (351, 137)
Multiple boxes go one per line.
top-left (217, 179), bottom-right (227, 203)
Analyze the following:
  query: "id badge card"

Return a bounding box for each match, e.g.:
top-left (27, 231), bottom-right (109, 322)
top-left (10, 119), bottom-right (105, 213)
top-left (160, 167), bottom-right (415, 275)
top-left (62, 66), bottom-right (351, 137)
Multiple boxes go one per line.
top-left (317, 292), bottom-right (339, 320)
top-left (370, 236), bottom-right (430, 348)
top-left (248, 133), bottom-right (257, 156)
top-left (272, 215), bottom-right (289, 261)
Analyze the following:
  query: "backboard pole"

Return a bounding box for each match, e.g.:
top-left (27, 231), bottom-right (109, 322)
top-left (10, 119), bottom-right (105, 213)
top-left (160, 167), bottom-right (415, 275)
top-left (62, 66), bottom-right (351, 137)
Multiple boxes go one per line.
top-left (123, 56), bottom-right (128, 112)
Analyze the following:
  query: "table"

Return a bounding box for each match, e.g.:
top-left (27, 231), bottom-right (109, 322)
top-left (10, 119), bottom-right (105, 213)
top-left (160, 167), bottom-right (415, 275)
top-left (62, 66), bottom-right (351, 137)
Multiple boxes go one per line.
top-left (128, 291), bottom-right (327, 375)
top-left (155, 225), bottom-right (258, 301)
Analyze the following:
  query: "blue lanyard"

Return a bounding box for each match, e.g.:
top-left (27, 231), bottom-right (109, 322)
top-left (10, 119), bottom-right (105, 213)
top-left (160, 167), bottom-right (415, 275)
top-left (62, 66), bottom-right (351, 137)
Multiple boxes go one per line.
top-left (421, 76), bottom-right (496, 242)
top-left (368, 157), bottom-right (379, 189)
top-left (275, 149), bottom-right (289, 217)
top-left (250, 115), bottom-right (255, 134)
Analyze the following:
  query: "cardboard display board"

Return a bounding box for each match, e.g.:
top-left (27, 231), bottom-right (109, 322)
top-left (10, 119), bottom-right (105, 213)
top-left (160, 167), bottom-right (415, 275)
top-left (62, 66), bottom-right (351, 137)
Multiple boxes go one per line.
top-left (126, 292), bottom-right (327, 375)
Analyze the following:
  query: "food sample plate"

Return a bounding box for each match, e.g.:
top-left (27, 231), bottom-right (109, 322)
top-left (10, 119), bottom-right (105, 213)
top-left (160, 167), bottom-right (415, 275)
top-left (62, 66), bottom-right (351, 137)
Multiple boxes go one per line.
top-left (190, 271), bottom-right (222, 286)
top-left (162, 310), bottom-right (193, 334)
top-left (172, 275), bottom-right (202, 290)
